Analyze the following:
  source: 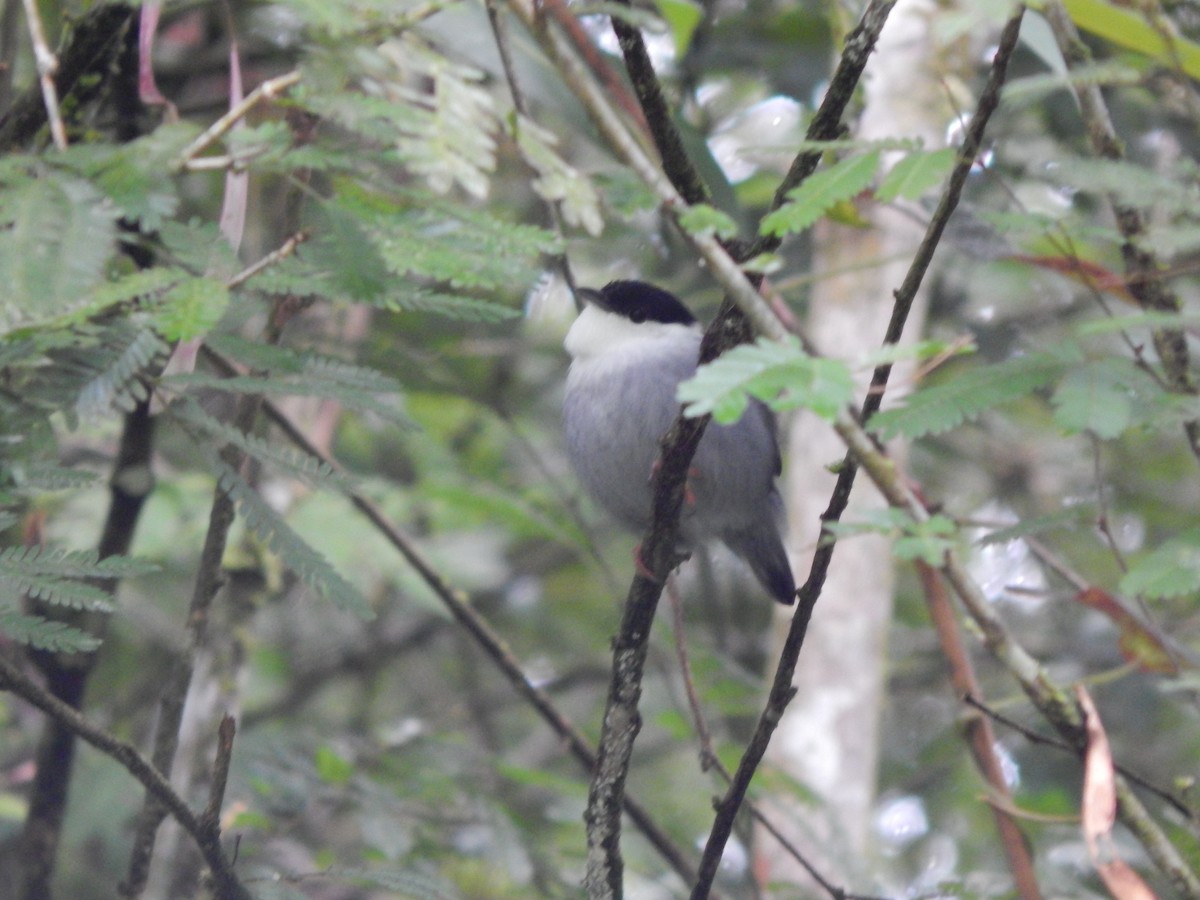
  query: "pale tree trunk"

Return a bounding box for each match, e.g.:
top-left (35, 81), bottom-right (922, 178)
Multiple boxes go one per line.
top-left (757, 0), bottom-right (950, 889)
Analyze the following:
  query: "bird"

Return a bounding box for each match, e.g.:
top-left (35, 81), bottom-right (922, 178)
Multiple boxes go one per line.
top-left (562, 279), bottom-right (795, 604)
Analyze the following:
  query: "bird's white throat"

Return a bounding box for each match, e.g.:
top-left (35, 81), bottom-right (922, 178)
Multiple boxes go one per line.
top-left (564, 304), bottom-right (701, 364)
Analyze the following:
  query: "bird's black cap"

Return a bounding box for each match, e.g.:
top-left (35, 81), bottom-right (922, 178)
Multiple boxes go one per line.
top-left (579, 280), bottom-right (697, 326)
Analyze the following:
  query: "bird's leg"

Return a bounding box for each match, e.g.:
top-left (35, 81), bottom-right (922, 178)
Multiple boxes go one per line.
top-left (632, 542), bottom-right (691, 582)
top-left (632, 542), bottom-right (660, 582)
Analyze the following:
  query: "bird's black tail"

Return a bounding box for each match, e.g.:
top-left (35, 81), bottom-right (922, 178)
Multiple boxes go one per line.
top-left (722, 494), bottom-right (795, 605)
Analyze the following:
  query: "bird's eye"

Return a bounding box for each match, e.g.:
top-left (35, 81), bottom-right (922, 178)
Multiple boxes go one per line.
top-left (630, 309), bottom-right (647, 323)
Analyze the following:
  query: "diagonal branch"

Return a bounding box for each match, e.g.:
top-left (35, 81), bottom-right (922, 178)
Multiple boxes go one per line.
top-left (607, 3), bottom-right (710, 206)
top-left (198, 345), bottom-right (707, 893)
top-left (917, 562), bottom-right (1042, 900)
top-left (690, 11), bottom-right (1025, 898)
top-left (21, 399), bottom-right (155, 900)
top-left (504, 2), bottom-right (895, 895)
top-left (0, 653), bottom-right (249, 899)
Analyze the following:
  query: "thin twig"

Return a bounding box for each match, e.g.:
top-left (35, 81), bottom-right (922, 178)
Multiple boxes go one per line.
top-left (484, 0), bottom-right (577, 295)
top-left (0, 653), bottom-right (250, 899)
top-left (225, 230), bottom-right (309, 289)
top-left (537, 0), bottom-right (649, 135)
top-left (1088, 437), bottom-right (1130, 575)
top-left (665, 580), bottom-right (714, 767)
top-left (19, 0), bottom-right (67, 149)
top-left (197, 345), bottom-right (709, 894)
top-left (0, 3), bottom-right (136, 152)
top-left (690, 11), bottom-right (1022, 899)
top-left (608, 1), bottom-right (710, 206)
top-left (121, 393), bottom-right (259, 898)
top-left (963, 694), bottom-right (1195, 822)
top-left (202, 715), bottom-right (237, 832)
top-left (170, 70), bottom-right (301, 170)
top-left (668, 582), bottom-right (881, 900)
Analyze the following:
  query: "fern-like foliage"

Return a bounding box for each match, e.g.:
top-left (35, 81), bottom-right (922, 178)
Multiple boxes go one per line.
top-left (1120, 530), bottom-right (1200, 600)
top-left (214, 462), bottom-right (372, 619)
top-left (166, 354), bottom-right (410, 428)
top-left (760, 151), bottom-right (881, 237)
top-left (0, 546), bottom-right (159, 581)
top-left (678, 337), bottom-right (855, 423)
top-left (0, 611), bottom-right (100, 653)
top-left (514, 114), bottom-right (603, 236)
top-left (869, 349), bottom-right (1078, 440)
top-left (0, 171), bottom-right (117, 326)
top-left (0, 547), bottom-right (158, 648)
top-left (173, 400), bottom-right (355, 490)
top-left (74, 326), bottom-right (170, 421)
top-left (1, 316), bottom-right (169, 451)
top-left (4, 463), bottom-right (101, 494)
top-left (383, 34), bottom-right (499, 200)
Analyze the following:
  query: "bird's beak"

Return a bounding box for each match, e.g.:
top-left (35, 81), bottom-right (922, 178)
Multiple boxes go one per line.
top-left (575, 287), bottom-right (606, 313)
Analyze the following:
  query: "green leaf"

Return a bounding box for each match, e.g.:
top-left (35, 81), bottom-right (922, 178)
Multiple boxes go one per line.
top-left (1050, 357), bottom-right (1158, 439)
top-left (173, 400), bottom-right (355, 490)
top-left (655, 0), bottom-right (704, 54)
top-left (389, 34), bottom-right (499, 199)
top-left (678, 336), bottom-right (855, 423)
top-left (0, 546), bottom-right (159, 579)
top-left (760, 151), bottom-right (880, 237)
top-left (166, 354), bottom-right (410, 427)
top-left (215, 462), bottom-right (373, 618)
top-left (60, 122), bottom-right (199, 230)
top-left (860, 337), bottom-right (976, 368)
top-left (1059, 0), bottom-right (1200, 80)
top-left (0, 176), bottom-right (116, 319)
top-left (826, 510), bottom-right (958, 565)
top-left (314, 745), bottom-right (354, 783)
top-left (0, 547), bottom-right (157, 614)
top-left (515, 115), bottom-right (603, 236)
top-left (677, 203), bottom-right (739, 240)
top-left (0, 610), bottom-right (100, 653)
top-left (1077, 309), bottom-right (1200, 335)
top-left (75, 327), bottom-right (170, 419)
top-left (1121, 531), bottom-right (1200, 599)
top-left (373, 288), bottom-right (519, 323)
top-left (876, 148), bottom-right (957, 202)
top-left (4, 463), bottom-right (101, 494)
top-left (308, 202), bottom-right (393, 302)
top-left (153, 277), bottom-right (231, 341)
top-left (870, 349), bottom-right (1076, 440)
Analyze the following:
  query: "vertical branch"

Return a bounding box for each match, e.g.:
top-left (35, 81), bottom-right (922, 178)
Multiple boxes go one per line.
top-left (20, 399), bottom-right (155, 900)
top-left (484, 0), bottom-right (578, 294)
top-left (505, 2), bottom-right (895, 895)
top-left (0, 655), bottom-right (250, 900)
top-left (197, 348), bottom-right (705, 891)
top-left (120, 390), bottom-right (260, 898)
top-left (689, 11), bottom-right (1026, 898)
top-left (18, 0), bottom-right (67, 148)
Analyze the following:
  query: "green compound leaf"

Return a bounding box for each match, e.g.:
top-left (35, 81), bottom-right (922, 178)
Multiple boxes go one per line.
top-left (678, 336), bottom-right (854, 423)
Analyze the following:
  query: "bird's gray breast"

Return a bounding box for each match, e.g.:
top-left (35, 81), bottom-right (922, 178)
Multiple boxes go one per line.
top-left (564, 340), bottom-right (781, 540)
top-left (564, 345), bottom-right (695, 531)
